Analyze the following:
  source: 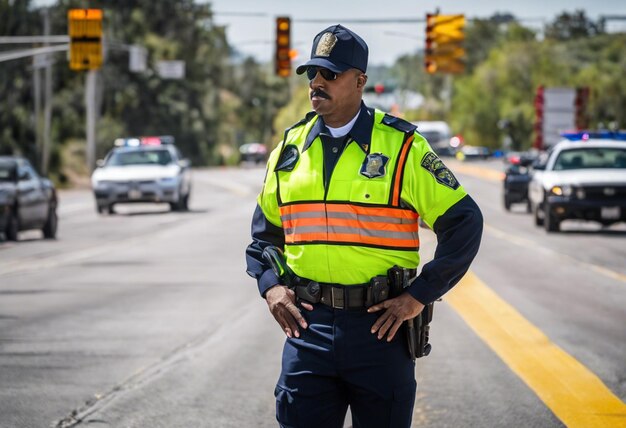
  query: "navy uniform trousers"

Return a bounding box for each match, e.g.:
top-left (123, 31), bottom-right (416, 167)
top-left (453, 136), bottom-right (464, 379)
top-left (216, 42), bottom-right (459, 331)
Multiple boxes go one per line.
top-left (274, 303), bottom-right (416, 428)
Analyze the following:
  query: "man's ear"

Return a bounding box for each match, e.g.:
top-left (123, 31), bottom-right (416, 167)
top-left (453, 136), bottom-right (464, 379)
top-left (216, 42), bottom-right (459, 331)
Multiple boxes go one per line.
top-left (357, 73), bottom-right (368, 88)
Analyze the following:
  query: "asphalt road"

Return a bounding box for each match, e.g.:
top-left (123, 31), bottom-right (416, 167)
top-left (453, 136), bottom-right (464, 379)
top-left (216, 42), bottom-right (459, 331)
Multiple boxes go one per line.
top-left (0, 160), bottom-right (624, 428)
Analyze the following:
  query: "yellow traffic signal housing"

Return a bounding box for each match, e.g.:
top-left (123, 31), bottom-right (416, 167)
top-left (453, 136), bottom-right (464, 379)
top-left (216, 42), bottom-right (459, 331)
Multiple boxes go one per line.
top-left (425, 14), bottom-right (465, 74)
top-left (68, 9), bottom-right (103, 71)
top-left (275, 17), bottom-right (291, 77)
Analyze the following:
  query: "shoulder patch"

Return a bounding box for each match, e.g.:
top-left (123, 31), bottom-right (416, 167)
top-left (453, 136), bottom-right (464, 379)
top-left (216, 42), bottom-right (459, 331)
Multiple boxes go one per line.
top-left (420, 152), bottom-right (460, 190)
top-left (381, 114), bottom-right (417, 134)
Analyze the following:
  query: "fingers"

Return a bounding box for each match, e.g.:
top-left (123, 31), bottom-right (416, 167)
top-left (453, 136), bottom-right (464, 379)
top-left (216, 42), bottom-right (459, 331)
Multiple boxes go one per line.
top-left (300, 301), bottom-right (315, 311)
top-left (367, 300), bottom-right (389, 313)
top-left (286, 301), bottom-right (308, 330)
top-left (267, 288), bottom-right (310, 338)
top-left (370, 296), bottom-right (413, 341)
top-left (386, 318), bottom-right (405, 342)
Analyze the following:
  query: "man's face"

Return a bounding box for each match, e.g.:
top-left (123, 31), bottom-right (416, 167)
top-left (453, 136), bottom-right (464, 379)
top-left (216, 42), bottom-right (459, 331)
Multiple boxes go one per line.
top-left (308, 67), bottom-right (366, 125)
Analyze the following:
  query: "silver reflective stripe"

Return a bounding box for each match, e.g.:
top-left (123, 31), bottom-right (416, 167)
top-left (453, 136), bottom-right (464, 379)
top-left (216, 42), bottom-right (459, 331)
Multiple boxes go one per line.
top-left (328, 212), bottom-right (409, 224)
top-left (286, 225), bottom-right (417, 240)
top-left (328, 225), bottom-right (418, 240)
top-left (281, 210), bottom-right (326, 221)
top-left (282, 210), bottom-right (412, 224)
top-left (284, 226), bottom-right (326, 235)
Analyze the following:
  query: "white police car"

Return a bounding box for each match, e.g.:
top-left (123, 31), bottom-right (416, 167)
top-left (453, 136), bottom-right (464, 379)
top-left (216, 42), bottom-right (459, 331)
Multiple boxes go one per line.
top-left (528, 131), bottom-right (626, 232)
top-left (91, 136), bottom-right (192, 214)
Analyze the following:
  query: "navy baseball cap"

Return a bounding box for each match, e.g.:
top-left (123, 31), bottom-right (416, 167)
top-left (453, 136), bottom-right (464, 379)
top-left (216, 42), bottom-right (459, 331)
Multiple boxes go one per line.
top-left (296, 24), bottom-right (368, 75)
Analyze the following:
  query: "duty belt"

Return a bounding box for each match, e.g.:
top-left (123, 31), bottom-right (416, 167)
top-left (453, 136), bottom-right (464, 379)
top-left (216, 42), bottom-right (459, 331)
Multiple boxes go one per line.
top-left (295, 268), bottom-right (417, 310)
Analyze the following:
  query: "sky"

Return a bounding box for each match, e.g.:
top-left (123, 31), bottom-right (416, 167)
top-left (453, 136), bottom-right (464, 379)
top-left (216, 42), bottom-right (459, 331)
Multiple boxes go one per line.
top-left (33, 0), bottom-right (625, 66)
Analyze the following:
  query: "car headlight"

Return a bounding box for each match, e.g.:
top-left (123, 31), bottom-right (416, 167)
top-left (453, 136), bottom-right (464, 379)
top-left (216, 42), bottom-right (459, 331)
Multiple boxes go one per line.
top-left (550, 185), bottom-right (572, 197)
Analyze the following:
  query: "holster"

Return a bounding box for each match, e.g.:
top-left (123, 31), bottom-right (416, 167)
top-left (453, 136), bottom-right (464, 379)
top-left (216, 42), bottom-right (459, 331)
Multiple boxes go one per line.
top-left (387, 266), bottom-right (434, 361)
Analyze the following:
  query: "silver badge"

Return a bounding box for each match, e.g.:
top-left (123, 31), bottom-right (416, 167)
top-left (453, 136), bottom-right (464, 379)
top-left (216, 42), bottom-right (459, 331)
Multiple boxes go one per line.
top-left (360, 153), bottom-right (389, 178)
top-left (315, 33), bottom-right (338, 57)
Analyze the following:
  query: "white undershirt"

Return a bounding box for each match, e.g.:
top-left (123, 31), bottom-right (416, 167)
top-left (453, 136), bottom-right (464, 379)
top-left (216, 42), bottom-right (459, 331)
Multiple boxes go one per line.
top-left (325, 110), bottom-right (360, 138)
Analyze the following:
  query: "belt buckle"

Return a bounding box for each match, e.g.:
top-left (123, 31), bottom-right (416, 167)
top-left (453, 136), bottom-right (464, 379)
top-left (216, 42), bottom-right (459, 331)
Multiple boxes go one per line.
top-left (331, 286), bottom-right (344, 309)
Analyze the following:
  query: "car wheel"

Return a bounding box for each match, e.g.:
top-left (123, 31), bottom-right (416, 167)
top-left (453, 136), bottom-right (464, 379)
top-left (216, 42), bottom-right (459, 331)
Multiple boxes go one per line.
top-left (172, 189), bottom-right (190, 212)
top-left (525, 199), bottom-right (532, 213)
top-left (5, 208), bottom-right (19, 241)
top-left (534, 205), bottom-right (544, 226)
top-left (544, 203), bottom-right (560, 232)
top-left (42, 206), bottom-right (58, 239)
top-left (503, 194), bottom-right (512, 211)
top-left (181, 192), bottom-right (190, 211)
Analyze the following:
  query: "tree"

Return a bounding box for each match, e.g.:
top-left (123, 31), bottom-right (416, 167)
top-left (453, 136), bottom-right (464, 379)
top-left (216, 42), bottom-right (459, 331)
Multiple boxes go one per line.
top-left (544, 10), bottom-right (605, 41)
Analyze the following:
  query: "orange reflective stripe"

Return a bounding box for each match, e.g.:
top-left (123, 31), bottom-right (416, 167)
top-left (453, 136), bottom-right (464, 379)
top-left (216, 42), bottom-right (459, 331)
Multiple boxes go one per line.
top-left (284, 217), bottom-right (418, 232)
top-left (326, 203), bottom-right (418, 221)
top-left (280, 202), bottom-right (419, 249)
top-left (287, 232), bottom-right (419, 248)
top-left (392, 134), bottom-right (414, 206)
top-left (280, 203), bottom-right (326, 215)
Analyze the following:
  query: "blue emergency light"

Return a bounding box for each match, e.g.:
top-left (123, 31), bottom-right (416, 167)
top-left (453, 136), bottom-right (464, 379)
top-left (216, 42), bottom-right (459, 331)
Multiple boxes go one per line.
top-left (114, 135), bottom-right (175, 147)
top-left (560, 131), bottom-right (626, 141)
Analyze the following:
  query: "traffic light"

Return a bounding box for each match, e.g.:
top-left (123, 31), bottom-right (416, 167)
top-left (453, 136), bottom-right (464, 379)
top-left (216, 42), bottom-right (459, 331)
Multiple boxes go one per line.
top-left (424, 14), bottom-right (465, 74)
top-left (275, 16), bottom-right (291, 77)
top-left (68, 9), bottom-right (103, 71)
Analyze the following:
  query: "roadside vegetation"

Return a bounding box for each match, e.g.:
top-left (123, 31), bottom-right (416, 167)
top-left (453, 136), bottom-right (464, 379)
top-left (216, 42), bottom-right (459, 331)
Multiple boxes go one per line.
top-left (1, 3), bottom-right (623, 183)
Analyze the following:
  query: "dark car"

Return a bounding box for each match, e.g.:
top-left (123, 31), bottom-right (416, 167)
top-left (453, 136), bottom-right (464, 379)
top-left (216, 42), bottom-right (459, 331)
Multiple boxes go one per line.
top-left (239, 143), bottom-right (268, 164)
top-left (457, 145), bottom-right (491, 161)
top-left (0, 156), bottom-right (58, 241)
top-left (502, 152), bottom-right (538, 212)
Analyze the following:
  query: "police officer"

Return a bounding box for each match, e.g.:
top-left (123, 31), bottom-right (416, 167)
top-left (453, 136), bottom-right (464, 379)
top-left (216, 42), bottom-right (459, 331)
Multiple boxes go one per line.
top-left (246, 24), bottom-right (482, 428)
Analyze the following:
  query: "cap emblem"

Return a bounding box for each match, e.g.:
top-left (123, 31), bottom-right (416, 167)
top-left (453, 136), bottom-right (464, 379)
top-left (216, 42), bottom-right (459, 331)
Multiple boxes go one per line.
top-left (315, 33), bottom-right (338, 57)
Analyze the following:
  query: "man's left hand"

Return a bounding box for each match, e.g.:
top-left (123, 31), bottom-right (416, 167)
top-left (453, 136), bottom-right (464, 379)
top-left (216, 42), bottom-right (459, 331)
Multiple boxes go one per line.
top-left (368, 293), bottom-right (425, 341)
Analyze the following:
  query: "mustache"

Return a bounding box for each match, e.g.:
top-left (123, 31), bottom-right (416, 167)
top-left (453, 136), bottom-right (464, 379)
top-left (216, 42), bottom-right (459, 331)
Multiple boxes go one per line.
top-left (310, 89), bottom-right (330, 100)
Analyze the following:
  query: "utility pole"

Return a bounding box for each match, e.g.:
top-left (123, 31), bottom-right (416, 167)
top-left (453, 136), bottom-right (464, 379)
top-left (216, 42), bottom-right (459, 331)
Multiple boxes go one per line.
top-left (42, 8), bottom-right (53, 175)
top-left (85, 70), bottom-right (98, 171)
top-left (33, 55), bottom-right (42, 162)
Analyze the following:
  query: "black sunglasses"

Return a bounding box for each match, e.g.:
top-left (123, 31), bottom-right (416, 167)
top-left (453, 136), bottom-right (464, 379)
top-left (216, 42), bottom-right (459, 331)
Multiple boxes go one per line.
top-left (306, 67), bottom-right (338, 81)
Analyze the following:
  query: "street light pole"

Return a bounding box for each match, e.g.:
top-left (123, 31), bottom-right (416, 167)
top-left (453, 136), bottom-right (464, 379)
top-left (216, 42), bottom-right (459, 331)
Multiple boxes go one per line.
top-left (85, 69), bottom-right (98, 172)
top-left (42, 8), bottom-right (53, 175)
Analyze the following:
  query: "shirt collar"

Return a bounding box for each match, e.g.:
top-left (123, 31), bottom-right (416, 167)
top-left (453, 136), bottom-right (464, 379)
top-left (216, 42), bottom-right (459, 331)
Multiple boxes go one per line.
top-left (303, 102), bottom-right (374, 153)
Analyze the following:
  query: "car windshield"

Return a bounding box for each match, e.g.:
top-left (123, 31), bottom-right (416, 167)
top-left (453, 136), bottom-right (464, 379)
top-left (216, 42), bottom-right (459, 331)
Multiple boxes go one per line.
top-left (0, 163), bottom-right (17, 181)
top-left (419, 131), bottom-right (445, 144)
top-left (553, 147), bottom-right (626, 170)
top-left (106, 149), bottom-right (173, 166)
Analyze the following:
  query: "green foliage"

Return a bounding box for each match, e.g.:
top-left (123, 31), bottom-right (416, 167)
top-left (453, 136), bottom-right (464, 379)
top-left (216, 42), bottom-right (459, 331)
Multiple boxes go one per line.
top-left (384, 12), bottom-right (625, 151)
top-left (544, 10), bottom-right (605, 40)
top-left (1, 0), bottom-right (289, 181)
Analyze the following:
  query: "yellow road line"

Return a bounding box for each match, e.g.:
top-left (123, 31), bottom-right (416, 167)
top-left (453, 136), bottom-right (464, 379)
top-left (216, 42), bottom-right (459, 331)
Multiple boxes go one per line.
top-left (448, 161), bottom-right (504, 182)
top-left (446, 271), bottom-right (626, 427)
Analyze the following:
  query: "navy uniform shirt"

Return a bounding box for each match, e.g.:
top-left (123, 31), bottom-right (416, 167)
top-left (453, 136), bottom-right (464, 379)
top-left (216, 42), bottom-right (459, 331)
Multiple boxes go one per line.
top-left (245, 102), bottom-right (483, 304)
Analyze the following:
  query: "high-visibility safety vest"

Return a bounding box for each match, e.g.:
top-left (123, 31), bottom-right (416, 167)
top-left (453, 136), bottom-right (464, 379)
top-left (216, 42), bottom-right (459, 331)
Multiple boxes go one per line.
top-left (258, 109), bottom-right (467, 285)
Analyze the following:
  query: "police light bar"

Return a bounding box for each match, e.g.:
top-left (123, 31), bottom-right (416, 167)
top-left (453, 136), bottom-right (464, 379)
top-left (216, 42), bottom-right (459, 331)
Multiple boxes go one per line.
top-left (114, 135), bottom-right (175, 147)
top-left (560, 131), bottom-right (626, 141)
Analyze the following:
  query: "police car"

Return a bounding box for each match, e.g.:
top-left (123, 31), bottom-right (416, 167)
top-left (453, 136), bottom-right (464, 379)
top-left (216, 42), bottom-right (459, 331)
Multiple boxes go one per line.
top-left (528, 131), bottom-right (626, 232)
top-left (91, 136), bottom-right (191, 214)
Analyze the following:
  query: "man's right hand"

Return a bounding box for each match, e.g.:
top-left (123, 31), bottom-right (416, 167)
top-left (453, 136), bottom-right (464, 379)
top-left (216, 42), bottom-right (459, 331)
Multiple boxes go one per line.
top-left (265, 285), bottom-right (313, 338)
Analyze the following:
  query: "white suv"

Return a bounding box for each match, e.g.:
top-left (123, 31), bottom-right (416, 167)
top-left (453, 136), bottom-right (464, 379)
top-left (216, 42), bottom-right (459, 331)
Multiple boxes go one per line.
top-left (528, 133), bottom-right (626, 232)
